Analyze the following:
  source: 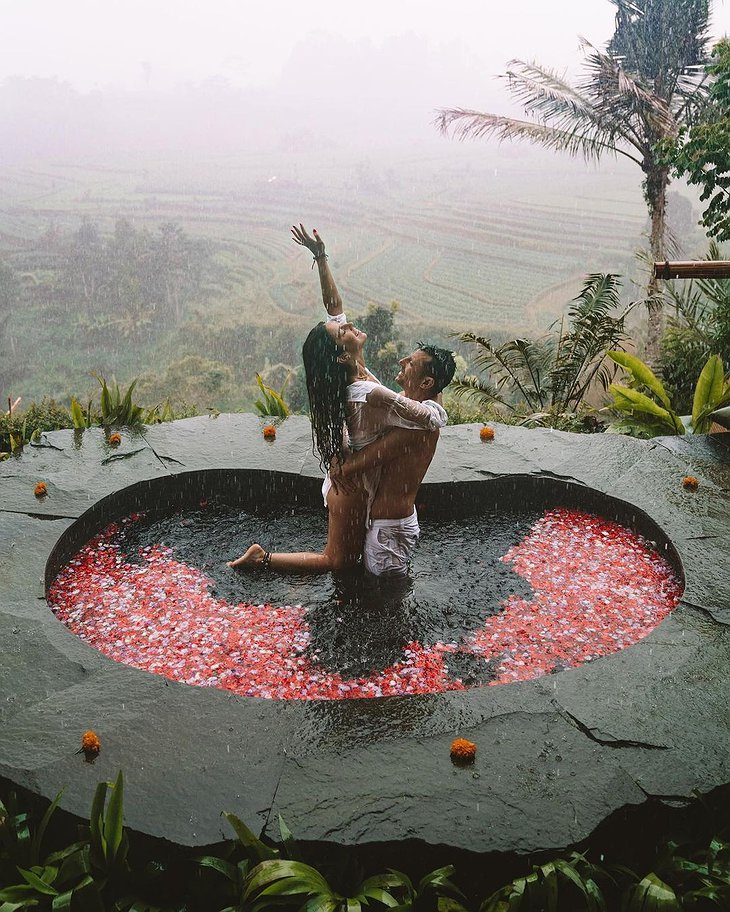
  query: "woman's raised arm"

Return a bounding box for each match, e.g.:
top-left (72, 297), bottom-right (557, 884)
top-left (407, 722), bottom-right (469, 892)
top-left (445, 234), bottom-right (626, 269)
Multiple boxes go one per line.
top-left (291, 224), bottom-right (343, 317)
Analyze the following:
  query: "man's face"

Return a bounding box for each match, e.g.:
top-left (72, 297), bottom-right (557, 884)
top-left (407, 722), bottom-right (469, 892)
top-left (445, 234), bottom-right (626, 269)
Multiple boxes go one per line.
top-left (396, 350), bottom-right (434, 395)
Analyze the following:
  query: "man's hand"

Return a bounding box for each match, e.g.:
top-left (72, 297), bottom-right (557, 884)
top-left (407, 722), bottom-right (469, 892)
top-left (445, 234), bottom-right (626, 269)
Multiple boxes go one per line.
top-left (291, 224), bottom-right (325, 259)
top-left (329, 453), bottom-right (361, 495)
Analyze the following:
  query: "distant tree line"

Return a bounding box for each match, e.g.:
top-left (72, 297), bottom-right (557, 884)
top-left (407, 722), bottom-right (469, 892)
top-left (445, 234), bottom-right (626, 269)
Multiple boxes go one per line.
top-left (50, 219), bottom-right (214, 336)
top-left (0, 219), bottom-right (219, 394)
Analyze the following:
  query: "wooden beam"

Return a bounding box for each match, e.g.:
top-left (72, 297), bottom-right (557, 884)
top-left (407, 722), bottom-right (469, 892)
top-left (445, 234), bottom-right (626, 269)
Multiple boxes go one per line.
top-left (654, 260), bottom-right (730, 279)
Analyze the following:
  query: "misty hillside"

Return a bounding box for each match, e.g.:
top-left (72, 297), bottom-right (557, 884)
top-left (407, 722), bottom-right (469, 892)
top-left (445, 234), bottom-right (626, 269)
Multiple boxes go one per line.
top-left (0, 64), bottom-right (706, 410)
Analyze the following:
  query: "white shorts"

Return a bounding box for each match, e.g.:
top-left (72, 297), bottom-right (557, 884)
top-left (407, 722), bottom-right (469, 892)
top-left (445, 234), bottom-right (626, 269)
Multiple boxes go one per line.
top-left (363, 508), bottom-right (420, 577)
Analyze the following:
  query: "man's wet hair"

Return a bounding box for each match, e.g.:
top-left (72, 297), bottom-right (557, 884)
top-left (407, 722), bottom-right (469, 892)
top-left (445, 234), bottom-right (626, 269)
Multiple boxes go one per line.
top-left (417, 343), bottom-right (457, 394)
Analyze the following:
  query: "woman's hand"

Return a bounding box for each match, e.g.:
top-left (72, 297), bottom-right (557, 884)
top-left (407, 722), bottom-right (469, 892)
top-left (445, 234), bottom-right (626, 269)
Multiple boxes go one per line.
top-left (291, 223), bottom-right (325, 259)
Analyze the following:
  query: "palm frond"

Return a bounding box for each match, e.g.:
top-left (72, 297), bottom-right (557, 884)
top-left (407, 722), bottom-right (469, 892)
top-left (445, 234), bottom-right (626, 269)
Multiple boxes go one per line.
top-left (579, 39), bottom-right (677, 138)
top-left (433, 109), bottom-right (642, 165)
top-left (551, 274), bottom-right (632, 408)
top-left (502, 59), bottom-right (601, 132)
top-left (449, 376), bottom-right (511, 411)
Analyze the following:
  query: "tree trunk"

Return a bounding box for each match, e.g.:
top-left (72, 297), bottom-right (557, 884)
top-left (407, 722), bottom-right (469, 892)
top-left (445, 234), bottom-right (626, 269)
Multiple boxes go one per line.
top-left (644, 163), bottom-right (670, 366)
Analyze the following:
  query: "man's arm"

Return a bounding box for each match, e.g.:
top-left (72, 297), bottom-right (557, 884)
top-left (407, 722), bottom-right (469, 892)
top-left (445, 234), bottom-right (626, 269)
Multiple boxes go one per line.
top-left (365, 385), bottom-right (448, 430)
top-left (338, 427), bottom-right (435, 479)
top-left (291, 224), bottom-right (343, 316)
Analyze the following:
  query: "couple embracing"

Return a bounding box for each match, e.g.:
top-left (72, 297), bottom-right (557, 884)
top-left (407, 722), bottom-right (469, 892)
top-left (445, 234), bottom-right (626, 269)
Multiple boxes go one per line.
top-left (228, 225), bottom-right (455, 577)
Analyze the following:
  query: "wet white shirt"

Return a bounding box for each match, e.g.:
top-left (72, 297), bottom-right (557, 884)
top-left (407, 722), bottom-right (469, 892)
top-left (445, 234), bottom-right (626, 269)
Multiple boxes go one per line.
top-left (327, 312), bottom-right (448, 448)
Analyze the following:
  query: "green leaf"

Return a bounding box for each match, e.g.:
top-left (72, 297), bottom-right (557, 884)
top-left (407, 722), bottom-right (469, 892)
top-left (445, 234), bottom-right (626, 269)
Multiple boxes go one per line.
top-left (30, 789), bottom-right (64, 866)
top-left (692, 355), bottom-right (729, 432)
top-left (89, 780), bottom-right (107, 861)
top-left (608, 384), bottom-right (684, 433)
top-left (0, 900), bottom-right (36, 912)
top-left (365, 872), bottom-right (412, 888)
top-left (299, 897), bottom-right (339, 912)
top-left (53, 877), bottom-right (104, 912)
top-left (45, 840), bottom-right (90, 866)
top-left (623, 873), bottom-right (681, 911)
top-left (16, 868), bottom-right (58, 896)
top-left (100, 380), bottom-right (112, 423)
top-left (223, 813), bottom-right (278, 862)
top-left (70, 398), bottom-right (87, 430)
top-left (608, 351), bottom-right (671, 408)
top-left (278, 815), bottom-right (300, 861)
top-left (419, 866), bottom-right (457, 890)
top-left (257, 878), bottom-right (320, 898)
top-left (194, 855), bottom-right (240, 883)
top-left (0, 884), bottom-right (37, 901)
top-left (55, 844), bottom-right (93, 887)
top-left (360, 888), bottom-right (399, 907)
top-left (242, 860), bottom-right (331, 901)
top-left (103, 771), bottom-right (124, 862)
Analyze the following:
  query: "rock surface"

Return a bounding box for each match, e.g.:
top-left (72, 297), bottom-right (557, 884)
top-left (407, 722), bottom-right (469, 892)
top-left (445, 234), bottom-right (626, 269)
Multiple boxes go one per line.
top-left (1, 417), bottom-right (728, 853)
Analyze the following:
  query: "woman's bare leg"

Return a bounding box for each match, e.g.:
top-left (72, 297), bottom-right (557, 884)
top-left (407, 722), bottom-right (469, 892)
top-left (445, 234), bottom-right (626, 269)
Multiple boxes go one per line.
top-left (227, 486), bottom-right (367, 573)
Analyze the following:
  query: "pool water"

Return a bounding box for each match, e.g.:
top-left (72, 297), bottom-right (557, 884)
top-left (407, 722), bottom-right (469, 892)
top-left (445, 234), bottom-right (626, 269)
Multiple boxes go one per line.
top-left (49, 503), bottom-right (683, 700)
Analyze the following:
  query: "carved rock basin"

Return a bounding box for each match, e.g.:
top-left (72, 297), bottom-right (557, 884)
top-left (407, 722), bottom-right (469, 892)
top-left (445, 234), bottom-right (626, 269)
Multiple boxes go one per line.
top-left (0, 416), bottom-right (728, 856)
top-left (47, 473), bottom-right (683, 700)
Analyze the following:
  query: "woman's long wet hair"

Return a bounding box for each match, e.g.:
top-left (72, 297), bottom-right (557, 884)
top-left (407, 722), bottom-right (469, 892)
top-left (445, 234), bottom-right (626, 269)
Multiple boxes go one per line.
top-left (302, 322), bottom-right (349, 470)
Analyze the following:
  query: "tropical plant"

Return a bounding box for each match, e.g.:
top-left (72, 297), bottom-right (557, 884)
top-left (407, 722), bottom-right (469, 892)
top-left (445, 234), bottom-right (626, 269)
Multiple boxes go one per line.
top-left (659, 241), bottom-right (730, 411)
top-left (0, 398), bottom-right (66, 457)
top-left (0, 772), bottom-right (127, 910)
top-left (480, 852), bottom-right (620, 912)
top-left (605, 350), bottom-right (730, 435)
top-left (1, 773), bottom-right (729, 912)
top-left (196, 813), bottom-right (466, 912)
top-left (435, 0), bottom-right (714, 362)
top-left (93, 373), bottom-right (146, 426)
top-left (253, 372), bottom-right (291, 418)
top-left (663, 39), bottom-right (730, 242)
top-left (451, 273), bottom-right (632, 428)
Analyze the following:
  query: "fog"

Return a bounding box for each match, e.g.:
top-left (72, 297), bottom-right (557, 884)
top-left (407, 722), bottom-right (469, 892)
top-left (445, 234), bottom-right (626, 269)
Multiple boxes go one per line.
top-left (1, 1), bottom-right (728, 407)
top-left (2, 1), bottom-right (728, 158)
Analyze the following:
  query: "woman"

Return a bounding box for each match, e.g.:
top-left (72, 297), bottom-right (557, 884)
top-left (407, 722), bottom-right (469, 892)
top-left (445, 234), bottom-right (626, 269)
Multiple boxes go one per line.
top-left (227, 225), bottom-right (446, 573)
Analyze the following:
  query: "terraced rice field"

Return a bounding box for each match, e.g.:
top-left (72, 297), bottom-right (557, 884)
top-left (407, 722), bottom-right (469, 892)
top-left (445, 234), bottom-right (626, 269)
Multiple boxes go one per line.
top-left (0, 148), bottom-right (701, 335)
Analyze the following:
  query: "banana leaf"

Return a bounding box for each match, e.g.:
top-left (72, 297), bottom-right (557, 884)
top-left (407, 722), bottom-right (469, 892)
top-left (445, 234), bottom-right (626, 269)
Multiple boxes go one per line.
top-left (692, 354), bottom-right (726, 431)
top-left (607, 351), bottom-right (672, 408)
top-left (608, 385), bottom-right (685, 434)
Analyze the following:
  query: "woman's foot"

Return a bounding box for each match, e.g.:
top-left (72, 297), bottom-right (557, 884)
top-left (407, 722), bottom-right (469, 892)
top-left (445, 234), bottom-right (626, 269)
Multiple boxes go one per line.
top-left (227, 544), bottom-right (268, 569)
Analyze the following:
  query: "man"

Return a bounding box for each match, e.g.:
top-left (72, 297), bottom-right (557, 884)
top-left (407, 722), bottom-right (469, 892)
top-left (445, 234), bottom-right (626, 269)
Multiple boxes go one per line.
top-left (332, 343), bottom-right (456, 576)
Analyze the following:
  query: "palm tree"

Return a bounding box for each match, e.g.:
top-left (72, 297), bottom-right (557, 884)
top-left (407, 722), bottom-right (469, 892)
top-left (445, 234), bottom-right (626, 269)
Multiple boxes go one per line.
top-left (435, 0), bottom-right (712, 363)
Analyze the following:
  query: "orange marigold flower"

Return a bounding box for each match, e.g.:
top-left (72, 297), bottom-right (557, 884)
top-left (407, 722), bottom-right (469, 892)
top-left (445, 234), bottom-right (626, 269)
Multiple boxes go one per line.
top-left (34, 481), bottom-right (47, 497)
top-left (108, 433), bottom-right (122, 446)
top-left (81, 730), bottom-right (101, 758)
top-left (682, 476), bottom-right (699, 490)
top-left (450, 737), bottom-right (477, 763)
top-left (262, 425), bottom-right (277, 440)
top-left (479, 426), bottom-right (495, 441)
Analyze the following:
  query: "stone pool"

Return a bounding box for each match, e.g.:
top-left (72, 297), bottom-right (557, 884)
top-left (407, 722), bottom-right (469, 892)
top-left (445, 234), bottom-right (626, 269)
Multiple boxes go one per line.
top-left (1, 415), bottom-right (728, 857)
top-left (48, 500), bottom-right (682, 699)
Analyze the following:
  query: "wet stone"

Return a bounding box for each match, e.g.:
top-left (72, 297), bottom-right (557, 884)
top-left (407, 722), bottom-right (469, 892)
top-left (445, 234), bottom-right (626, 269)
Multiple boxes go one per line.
top-left (1, 421), bottom-right (728, 854)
